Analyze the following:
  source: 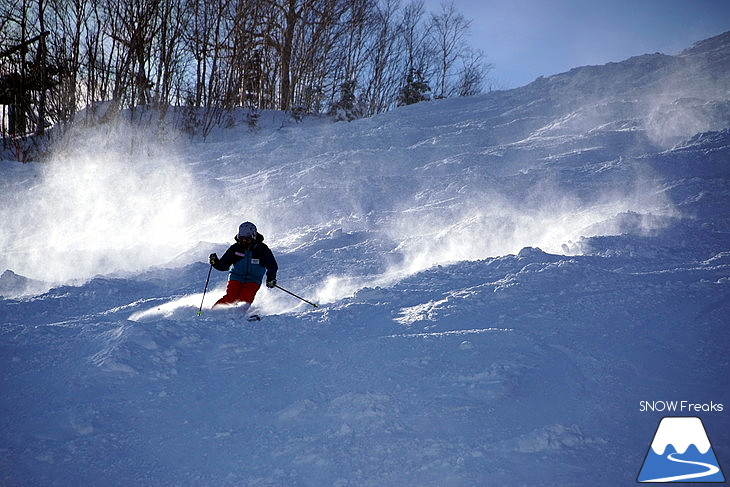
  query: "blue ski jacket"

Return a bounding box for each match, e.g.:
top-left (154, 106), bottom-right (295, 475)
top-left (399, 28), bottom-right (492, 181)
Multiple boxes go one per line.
top-left (212, 233), bottom-right (278, 285)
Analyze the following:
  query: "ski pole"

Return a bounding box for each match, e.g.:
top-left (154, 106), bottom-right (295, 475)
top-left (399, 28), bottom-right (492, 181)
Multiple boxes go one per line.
top-left (275, 284), bottom-right (319, 308)
top-left (198, 263), bottom-right (213, 316)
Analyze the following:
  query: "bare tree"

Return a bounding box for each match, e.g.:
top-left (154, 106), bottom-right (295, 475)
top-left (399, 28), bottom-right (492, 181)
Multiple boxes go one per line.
top-left (45, 0), bottom-right (86, 124)
top-left (1, 0), bottom-right (494, 140)
top-left (399, 0), bottom-right (430, 81)
top-left (82, 0), bottom-right (114, 115)
top-left (153, 0), bottom-right (188, 114)
top-left (428, 0), bottom-right (470, 99)
top-left (456, 47), bottom-right (491, 97)
top-left (264, 0), bottom-right (302, 111)
top-left (361, 0), bottom-right (400, 115)
top-left (34, 0), bottom-right (48, 134)
top-left (102, 0), bottom-right (163, 117)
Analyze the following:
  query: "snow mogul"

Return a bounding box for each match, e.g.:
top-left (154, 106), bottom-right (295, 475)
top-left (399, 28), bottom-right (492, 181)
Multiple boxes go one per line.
top-left (209, 222), bottom-right (278, 318)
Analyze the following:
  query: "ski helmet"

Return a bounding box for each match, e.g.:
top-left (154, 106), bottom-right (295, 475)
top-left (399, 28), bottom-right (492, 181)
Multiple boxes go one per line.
top-left (238, 221), bottom-right (257, 239)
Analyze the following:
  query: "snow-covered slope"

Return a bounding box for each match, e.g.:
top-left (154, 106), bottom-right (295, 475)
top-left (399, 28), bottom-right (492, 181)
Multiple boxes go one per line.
top-left (1, 32), bottom-right (729, 486)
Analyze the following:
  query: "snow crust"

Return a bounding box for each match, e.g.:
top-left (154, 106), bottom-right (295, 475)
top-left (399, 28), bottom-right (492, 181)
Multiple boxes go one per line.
top-left (1, 31), bottom-right (729, 486)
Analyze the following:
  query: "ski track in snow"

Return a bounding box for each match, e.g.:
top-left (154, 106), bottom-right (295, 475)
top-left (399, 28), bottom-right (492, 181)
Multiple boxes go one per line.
top-left (1, 32), bottom-right (730, 486)
top-left (382, 327), bottom-right (515, 339)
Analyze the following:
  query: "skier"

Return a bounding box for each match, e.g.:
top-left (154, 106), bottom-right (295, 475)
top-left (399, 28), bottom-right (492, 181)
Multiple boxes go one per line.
top-left (209, 222), bottom-right (278, 319)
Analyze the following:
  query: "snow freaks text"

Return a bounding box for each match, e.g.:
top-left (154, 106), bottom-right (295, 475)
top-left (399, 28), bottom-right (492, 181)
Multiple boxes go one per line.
top-left (639, 401), bottom-right (724, 413)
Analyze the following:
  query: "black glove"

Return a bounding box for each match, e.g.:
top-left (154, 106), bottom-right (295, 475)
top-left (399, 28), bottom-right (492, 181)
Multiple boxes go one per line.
top-left (209, 253), bottom-right (218, 265)
top-left (266, 278), bottom-right (277, 288)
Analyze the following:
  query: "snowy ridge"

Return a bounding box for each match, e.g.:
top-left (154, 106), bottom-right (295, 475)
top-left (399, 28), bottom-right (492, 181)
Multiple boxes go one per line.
top-left (1, 32), bottom-right (730, 486)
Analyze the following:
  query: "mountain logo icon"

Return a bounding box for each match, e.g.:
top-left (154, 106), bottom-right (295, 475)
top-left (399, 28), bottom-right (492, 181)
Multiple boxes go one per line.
top-left (638, 416), bottom-right (725, 483)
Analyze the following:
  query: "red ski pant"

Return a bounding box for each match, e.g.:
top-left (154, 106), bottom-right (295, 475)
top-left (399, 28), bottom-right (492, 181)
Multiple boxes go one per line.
top-left (213, 280), bottom-right (260, 308)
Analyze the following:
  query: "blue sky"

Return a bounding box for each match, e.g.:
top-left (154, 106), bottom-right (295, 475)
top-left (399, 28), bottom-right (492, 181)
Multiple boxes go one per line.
top-left (423, 0), bottom-right (730, 89)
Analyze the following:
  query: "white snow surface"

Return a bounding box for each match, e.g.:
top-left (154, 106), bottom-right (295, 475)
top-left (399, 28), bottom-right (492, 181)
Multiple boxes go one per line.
top-left (1, 32), bottom-right (729, 486)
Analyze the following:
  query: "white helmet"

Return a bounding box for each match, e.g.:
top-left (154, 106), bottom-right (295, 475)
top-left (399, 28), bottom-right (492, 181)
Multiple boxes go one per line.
top-left (238, 221), bottom-right (257, 239)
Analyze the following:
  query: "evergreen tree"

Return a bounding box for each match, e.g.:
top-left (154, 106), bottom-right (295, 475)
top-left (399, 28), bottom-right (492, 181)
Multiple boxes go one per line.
top-left (328, 80), bottom-right (364, 121)
top-left (397, 68), bottom-right (430, 106)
